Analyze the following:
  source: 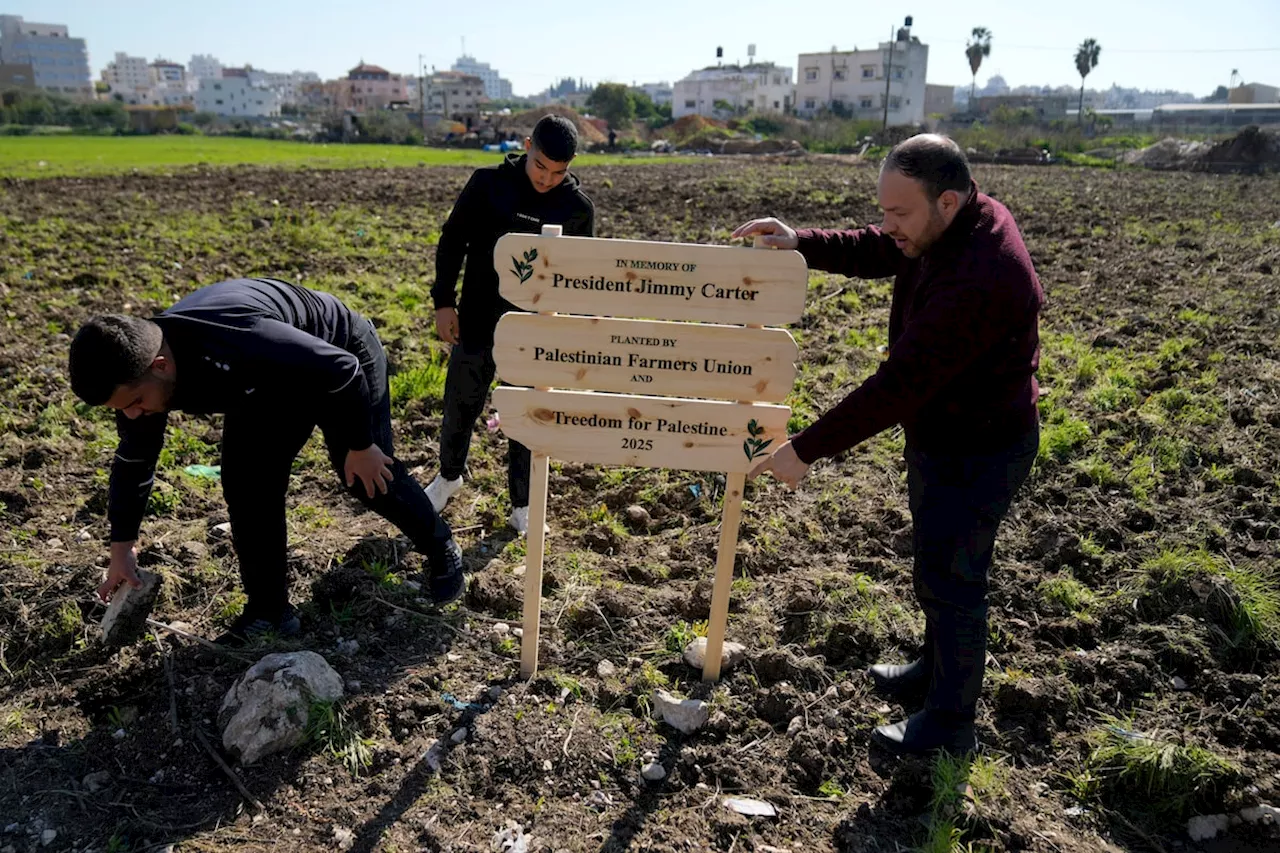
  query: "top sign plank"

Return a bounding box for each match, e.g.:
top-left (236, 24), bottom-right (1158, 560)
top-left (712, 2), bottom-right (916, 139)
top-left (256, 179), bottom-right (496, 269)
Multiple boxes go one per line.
top-left (495, 233), bottom-right (808, 326)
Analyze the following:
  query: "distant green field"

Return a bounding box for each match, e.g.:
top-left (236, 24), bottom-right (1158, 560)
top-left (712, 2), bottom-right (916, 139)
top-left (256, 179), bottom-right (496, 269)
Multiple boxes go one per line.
top-left (0, 135), bottom-right (657, 178)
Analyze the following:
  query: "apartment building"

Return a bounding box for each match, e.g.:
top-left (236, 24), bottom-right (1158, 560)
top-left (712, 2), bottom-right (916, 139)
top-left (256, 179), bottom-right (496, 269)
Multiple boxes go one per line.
top-left (0, 15), bottom-right (91, 96)
top-left (795, 34), bottom-right (928, 125)
top-left (673, 63), bottom-right (793, 118)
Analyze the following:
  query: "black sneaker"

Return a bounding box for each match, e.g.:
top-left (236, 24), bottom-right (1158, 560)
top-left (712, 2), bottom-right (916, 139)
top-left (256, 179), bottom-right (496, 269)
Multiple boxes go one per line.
top-left (427, 539), bottom-right (465, 606)
top-left (215, 603), bottom-right (301, 647)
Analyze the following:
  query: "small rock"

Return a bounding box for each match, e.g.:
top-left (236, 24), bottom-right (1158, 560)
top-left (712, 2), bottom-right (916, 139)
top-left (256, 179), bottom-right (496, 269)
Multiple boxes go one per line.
top-left (512, 628), bottom-right (524, 638)
top-left (596, 659), bottom-right (616, 679)
top-left (77, 529), bottom-right (93, 542)
top-left (625, 505), bottom-right (652, 529)
top-left (112, 728), bottom-right (126, 740)
top-left (787, 716), bottom-right (804, 737)
top-left (641, 760), bottom-right (666, 782)
top-left (1241, 803), bottom-right (1280, 824)
top-left (40, 830), bottom-right (57, 847)
top-left (403, 580), bottom-right (421, 592)
top-left (337, 639), bottom-right (359, 655)
top-left (446, 652), bottom-right (461, 662)
top-left (724, 797), bottom-right (777, 818)
top-left (586, 789), bottom-right (612, 810)
top-left (251, 218), bottom-right (271, 231)
top-left (1172, 676), bottom-right (1189, 691)
top-left (82, 770), bottom-right (111, 792)
top-left (488, 686), bottom-right (504, 702)
top-left (492, 622), bottom-right (511, 636)
top-left (1064, 805), bottom-right (1085, 817)
top-left (542, 759), bottom-right (553, 772)
top-left (101, 569), bottom-right (163, 647)
top-left (332, 825), bottom-right (354, 850)
top-left (422, 739), bottom-right (446, 772)
top-left (167, 620), bottom-right (194, 634)
top-left (219, 651), bottom-right (344, 765)
top-left (1187, 814), bottom-right (1229, 842)
top-left (212, 521), bottom-right (233, 538)
top-left (451, 728), bottom-right (468, 744)
top-left (652, 689), bottom-right (709, 734)
top-left (682, 637), bottom-right (747, 672)
top-left (345, 680), bottom-right (362, 692)
top-left (46, 538), bottom-right (63, 550)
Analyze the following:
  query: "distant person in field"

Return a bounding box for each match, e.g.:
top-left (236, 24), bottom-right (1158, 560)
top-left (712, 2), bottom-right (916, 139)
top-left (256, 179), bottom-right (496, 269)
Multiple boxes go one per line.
top-left (733, 134), bottom-right (1043, 756)
top-left (427, 114), bottom-right (595, 534)
top-left (69, 279), bottom-right (465, 646)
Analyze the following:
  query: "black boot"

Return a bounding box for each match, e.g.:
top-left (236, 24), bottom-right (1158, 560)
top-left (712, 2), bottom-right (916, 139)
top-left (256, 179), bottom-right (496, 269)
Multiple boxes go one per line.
top-left (867, 658), bottom-right (930, 702)
top-left (871, 709), bottom-right (977, 756)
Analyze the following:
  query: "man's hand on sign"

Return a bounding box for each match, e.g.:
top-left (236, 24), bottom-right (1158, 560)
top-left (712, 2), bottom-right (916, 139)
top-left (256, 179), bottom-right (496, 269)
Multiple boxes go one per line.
top-left (99, 541), bottom-right (143, 603)
top-left (748, 439), bottom-right (810, 490)
top-left (731, 218), bottom-right (800, 251)
top-left (345, 444), bottom-right (396, 499)
top-left (435, 307), bottom-right (460, 345)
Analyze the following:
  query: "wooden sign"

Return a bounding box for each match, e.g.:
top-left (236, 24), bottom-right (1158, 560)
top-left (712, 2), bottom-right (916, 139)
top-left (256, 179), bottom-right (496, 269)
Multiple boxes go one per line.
top-left (495, 232), bottom-right (808, 325)
top-left (492, 388), bottom-right (790, 474)
top-left (493, 226), bottom-right (809, 683)
top-left (492, 314), bottom-right (799, 402)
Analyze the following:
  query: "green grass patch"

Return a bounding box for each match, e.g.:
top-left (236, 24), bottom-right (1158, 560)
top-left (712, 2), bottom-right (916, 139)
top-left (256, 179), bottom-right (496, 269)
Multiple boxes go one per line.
top-left (1038, 409), bottom-right (1092, 464)
top-left (1038, 574), bottom-right (1098, 619)
top-left (0, 135), bottom-right (662, 178)
top-left (389, 351), bottom-right (449, 408)
top-left (1077, 714), bottom-right (1241, 819)
top-left (306, 699), bottom-right (375, 776)
top-left (1137, 549), bottom-right (1280, 647)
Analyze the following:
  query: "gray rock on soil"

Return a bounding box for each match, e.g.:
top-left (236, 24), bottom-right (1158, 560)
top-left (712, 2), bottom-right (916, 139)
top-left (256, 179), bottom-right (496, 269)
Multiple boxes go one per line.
top-left (219, 651), bottom-right (344, 765)
top-left (682, 637), bottom-right (746, 672)
top-left (652, 689), bottom-right (709, 734)
top-left (100, 569), bottom-right (162, 647)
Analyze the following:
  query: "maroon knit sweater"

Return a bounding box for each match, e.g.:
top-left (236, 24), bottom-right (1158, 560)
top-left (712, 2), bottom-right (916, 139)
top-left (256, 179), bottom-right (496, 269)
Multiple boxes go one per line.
top-left (790, 186), bottom-right (1043, 464)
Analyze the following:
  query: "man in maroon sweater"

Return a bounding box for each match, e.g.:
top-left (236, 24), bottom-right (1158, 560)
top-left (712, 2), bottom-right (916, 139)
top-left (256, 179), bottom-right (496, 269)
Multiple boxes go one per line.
top-left (733, 134), bottom-right (1043, 755)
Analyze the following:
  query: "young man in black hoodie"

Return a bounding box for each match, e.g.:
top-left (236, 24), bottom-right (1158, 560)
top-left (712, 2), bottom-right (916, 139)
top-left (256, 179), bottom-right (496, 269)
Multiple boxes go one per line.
top-left (69, 278), bottom-right (465, 646)
top-left (427, 114), bottom-right (595, 534)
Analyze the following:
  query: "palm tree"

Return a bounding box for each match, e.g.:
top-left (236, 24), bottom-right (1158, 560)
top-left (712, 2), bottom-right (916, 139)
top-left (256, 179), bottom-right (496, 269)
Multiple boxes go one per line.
top-left (1075, 38), bottom-right (1101, 125)
top-left (965, 28), bottom-right (992, 106)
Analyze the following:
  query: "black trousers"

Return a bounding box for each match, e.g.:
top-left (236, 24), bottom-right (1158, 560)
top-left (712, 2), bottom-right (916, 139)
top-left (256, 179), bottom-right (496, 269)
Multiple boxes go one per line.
top-left (221, 317), bottom-right (453, 619)
top-left (437, 341), bottom-right (531, 508)
top-left (907, 423), bottom-right (1039, 723)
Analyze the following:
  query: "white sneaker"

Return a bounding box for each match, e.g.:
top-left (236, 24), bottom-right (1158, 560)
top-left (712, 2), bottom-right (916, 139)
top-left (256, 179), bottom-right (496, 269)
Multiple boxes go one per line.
top-left (508, 506), bottom-right (550, 537)
top-left (426, 475), bottom-right (462, 512)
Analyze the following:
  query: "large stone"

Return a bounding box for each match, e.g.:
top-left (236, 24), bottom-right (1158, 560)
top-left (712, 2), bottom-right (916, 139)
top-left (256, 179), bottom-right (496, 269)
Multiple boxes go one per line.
top-left (683, 637), bottom-right (746, 672)
top-left (101, 570), bottom-right (162, 647)
top-left (1187, 814), bottom-right (1230, 842)
top-left (219, 652), bottom-right (344, 765)
top-left (652, 689), bottom-right (709, 735)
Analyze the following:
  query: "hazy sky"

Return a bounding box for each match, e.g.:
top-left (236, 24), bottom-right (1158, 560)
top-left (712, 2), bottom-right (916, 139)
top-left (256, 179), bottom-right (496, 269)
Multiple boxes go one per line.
top-left (15, 0), bottom-right (1280, 97)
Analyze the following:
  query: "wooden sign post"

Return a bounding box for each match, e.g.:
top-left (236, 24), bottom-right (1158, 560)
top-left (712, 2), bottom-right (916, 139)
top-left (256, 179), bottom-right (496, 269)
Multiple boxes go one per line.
top-left (493, 226), bottom-right (808, 681)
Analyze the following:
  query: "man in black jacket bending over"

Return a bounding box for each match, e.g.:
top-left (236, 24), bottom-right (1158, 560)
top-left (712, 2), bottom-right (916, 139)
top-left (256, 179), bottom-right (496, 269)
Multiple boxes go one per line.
top-left (70, 278), bottom-right (464, 646)
top-left (426, 114), bottom-right (595, 535)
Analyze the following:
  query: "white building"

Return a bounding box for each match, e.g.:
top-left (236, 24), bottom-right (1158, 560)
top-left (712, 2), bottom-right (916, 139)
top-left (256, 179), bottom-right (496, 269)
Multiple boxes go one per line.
top-left (795, 32), bottom-right (928, 125)
top-left (451, 54), bottom-right (513, 101)
top-left (101, 52), bottom-right (151, 94)
top-left (195, 76), bottom-right (280, 117)
top-left (188, 53), bottom-right (223, 82)
top-left (636, 81), bottom-right (673, 106)
top-left (0, 15), bottom-right (92, 96)
top-left (673, 63), bottom-right (793, 118)
top-left (244, 69), bottom-right (317, 107)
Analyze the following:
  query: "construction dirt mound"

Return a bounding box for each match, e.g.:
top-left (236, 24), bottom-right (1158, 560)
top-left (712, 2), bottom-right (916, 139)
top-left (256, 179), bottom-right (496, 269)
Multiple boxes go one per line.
top-left (1123, 126), bottom-right (1280, 174)
top-left (509, 105), bottom-right (607, 146)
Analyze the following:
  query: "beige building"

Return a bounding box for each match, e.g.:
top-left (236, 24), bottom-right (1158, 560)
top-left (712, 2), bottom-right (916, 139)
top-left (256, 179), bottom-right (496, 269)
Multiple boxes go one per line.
top-left (425, 71), bottom-right (486, 120)
top-left (796, 33), bottom-right (929, 125)
top-left (924, 84), bottom-right (954, 118)
top-left (1229, 82), bottom-right (1279, 104)
top-left (343, 62), bottom-right (410, 112)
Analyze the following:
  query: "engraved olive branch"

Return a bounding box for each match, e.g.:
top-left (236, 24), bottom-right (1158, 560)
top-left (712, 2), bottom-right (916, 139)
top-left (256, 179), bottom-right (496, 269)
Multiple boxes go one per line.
top-left (510, 248), bottom-right (538, 284)
top-left (743, 418), bottom-right (773, 461)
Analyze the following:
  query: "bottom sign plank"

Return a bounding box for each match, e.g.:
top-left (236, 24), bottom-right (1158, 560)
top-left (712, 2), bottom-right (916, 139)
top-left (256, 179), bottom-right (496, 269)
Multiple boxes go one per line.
top-left (492, 388), bottom-right (790, 474)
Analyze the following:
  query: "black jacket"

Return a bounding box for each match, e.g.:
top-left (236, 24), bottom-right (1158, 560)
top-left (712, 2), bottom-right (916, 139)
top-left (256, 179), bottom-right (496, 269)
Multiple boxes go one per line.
top-left (431, 153), bottom-right (595, 347)
top-left (109, 278), bottom-right (375, 542)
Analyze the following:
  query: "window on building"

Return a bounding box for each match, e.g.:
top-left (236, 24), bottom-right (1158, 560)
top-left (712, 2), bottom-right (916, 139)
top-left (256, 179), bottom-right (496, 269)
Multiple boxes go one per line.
top-left (831, 99), bottom-right (844, 111)
top-left (862, 66), bottom-right (875, 79)
top-left (684, 99), bottom-right (695, 108)
top-left (893, 68), bottom-right (904, 80)
top-left (804, 67), bottom-right (818, 82)
top-left (860, 97), bottom-right (873, 109)
top-left (214, 83), bottom-right (221, 90)
top-left (833, 69), bottom-right (847, 81)
top-left (890, 96), bottom-right (901, 109)
top-left (804, 98), bottom-right (816, 110)
top-left (773, 100), bottom-right (779, 109)
top-left (215, 99), bottom-right (223, 105)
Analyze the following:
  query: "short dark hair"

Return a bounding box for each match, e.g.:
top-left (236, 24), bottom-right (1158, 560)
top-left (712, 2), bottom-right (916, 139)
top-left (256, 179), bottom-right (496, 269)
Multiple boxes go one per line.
top-left (69, 315), bottom-right (162, 405)
top-left (882, 134), bottom-right (972, 201)
top-left (531, 114), bottom-right (578, 162)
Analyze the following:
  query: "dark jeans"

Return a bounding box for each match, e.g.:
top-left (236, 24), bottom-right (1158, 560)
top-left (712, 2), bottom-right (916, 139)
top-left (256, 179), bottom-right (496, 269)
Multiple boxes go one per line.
top-left (438, 341), bottom-right (531, 508)
top-left (906, 423), bottom-right (1039, 723)
top-left (221, 317), bottom-right (453, 619)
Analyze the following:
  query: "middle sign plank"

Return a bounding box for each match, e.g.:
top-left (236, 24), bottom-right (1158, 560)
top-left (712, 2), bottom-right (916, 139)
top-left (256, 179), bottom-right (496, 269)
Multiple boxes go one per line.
top-left (492, 387), bottom-right (790, 474)
top-left (493, 314), bottom-right (799, 402)
top-left (495, 233), bottom-right (808, 325)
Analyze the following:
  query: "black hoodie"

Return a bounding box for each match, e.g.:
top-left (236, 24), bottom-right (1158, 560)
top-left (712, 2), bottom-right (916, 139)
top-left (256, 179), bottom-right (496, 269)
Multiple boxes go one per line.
top-left (431, 152), bottom-right (595, 348)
